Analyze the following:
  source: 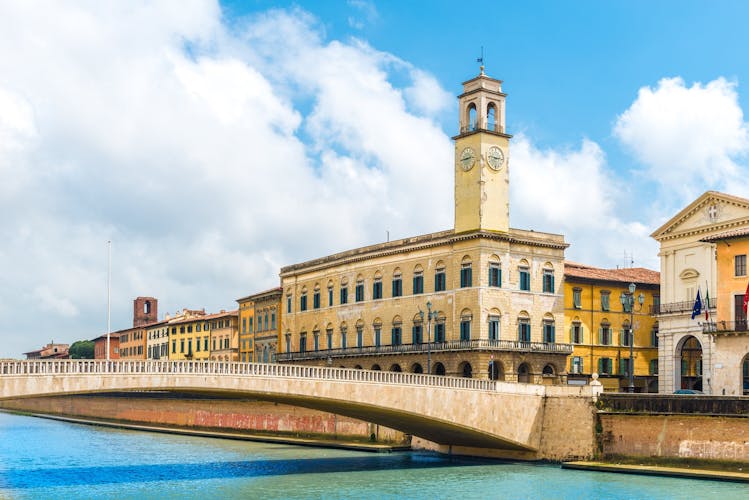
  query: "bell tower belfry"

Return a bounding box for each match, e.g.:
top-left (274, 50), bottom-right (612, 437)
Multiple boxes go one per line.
top-left (453, 68), bottom-right (511, 233)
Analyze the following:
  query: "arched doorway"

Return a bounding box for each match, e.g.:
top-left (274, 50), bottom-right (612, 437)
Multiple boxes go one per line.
top-left (677, 336), bottom-right (703, 391)
top-left (371, 364), bottom-right (381, 371)
top-left (518, 363), bottom-right (531, 383)
top-left (389, 364), bottom-right (402, 372)
top-left (488, 359), bottom-right (504, 380)
top-left (542, 364), bottom-right (555, 376)
top-left (459, 361), bottom-right (473, 378)
top-left (742, 354), bottom-right (749, 396)
top-left (411, 363), bottom-right (423, 374)
top-left (433, 362), bottom-right (446, 376)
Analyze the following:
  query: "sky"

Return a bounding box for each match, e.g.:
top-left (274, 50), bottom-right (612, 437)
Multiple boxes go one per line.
top-left (2, 1), bottom-right (749, 358)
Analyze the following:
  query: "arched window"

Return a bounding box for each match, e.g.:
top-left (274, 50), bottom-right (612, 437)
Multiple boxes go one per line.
top-left (459, 361), bottom-right (473, 378)
top-left (542, 364), bottom-right (555, 376)
top-left (542, 314), bottom-right (555, 343)
top-left (487, 103), bottom-right (496, 131)
top-left (355, 275), bottom-right (365, 302)
top-left (518, 259), bottom-right (531, 291)
top-left (340, 322), bottom-right (348, 349)
top-left (312, 327), bottom-right (320, 351)
top-left (460, 255), bottom-right (473, 288)
top-left (460, 309), bottom-right (472, 342)
top-left (390, 364), bottom-right (402, 372)
top-left (412, 363), bottom-right (424, 374)
top-left (621, 319), bottom-right (632, 347)
top-left (373, 271), bottom-right (383, 300)
top-left (327, 280), bottom-right (334, 307)
top-left (488, 255), bottom-right (501, 287)
top-left (313, 283), bottom-right (321, 309)
top-left (467, 103), bottom-right (477, 131)
top-left (413, 264), bottom-right (424, 294)
top-left (488, 309), bottom-right (501, 341)
top-left (434, 362), bottom-right (446, 376)
top-left (435, 312), bottom-right (446, 343)
top-left (542, 262), bottom-right (555, 293)
top-left (325, 323), bottom-right (334, 350)
top-left (300, 286), bottom-right (308, 312)
top-left (518, 363), bottom-right (531, 383)
top-left (356, 319), bottom-right (364, 349)
top-left (571, 318), bottom-right (583, 344)
top-left (340, 276), bottom-right (349, 305)
top-left (435, 260), bottom-right (446, 292)
top-left (599, 320), bottom-right (612, 345)
top-left (517, 312), bottom-right (531, 342)
top-left (412, 313), bottom-right (423, 344)
top-left (392, 268), bottom-right (403, 297)
top-left (391, 316), bottom-right (402, 346)
top-left (373, 318), bottom-right (382, 347)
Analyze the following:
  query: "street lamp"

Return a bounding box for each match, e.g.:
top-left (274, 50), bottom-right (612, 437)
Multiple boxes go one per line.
top-left (620, 283), bottom-right (645, 393)
top-left (419, 301), bottom-right (438, 375)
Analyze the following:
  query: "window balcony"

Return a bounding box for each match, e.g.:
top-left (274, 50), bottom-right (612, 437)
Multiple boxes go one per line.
top-left (651, 298), bottom-right (716, 315)
top-left (703, 320), bottom-right (748, 334)
top-left (277, 339), bottom-right (573, 362)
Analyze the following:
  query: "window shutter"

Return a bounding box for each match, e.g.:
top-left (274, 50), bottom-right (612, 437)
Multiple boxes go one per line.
top-left (569, 325), bottom-right (574, 342)
top-left (580, 358), bottom-right (584, 373)
top-left (598, 327), bottom-right (603, 344)
top-left (498, 269), bottom-right (502, 287)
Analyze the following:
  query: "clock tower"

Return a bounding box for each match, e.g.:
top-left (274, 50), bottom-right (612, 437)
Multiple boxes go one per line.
top-left (453, 68), bottom-right (511, 233)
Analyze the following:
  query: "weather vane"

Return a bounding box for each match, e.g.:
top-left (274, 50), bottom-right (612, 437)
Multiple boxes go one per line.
top-left (477, 46), bottom-right (485, 74)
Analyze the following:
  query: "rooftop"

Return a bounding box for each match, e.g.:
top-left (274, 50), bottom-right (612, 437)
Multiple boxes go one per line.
top-left (700, 226), bottom-right (749, 242)
top-left (564, 261), bottom-right (660, 286)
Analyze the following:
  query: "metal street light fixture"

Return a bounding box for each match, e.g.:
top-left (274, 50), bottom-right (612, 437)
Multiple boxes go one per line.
top-left (620, 282), bottom-right (645, 393)
top-left (419, 301), bottom-right (438, 375)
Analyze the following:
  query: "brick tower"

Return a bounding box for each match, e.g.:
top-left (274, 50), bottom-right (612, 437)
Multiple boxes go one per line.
top-left (133, 296), bottom-right (158, 327)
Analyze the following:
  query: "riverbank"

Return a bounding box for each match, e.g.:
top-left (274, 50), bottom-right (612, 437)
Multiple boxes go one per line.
top-left (6, 411), bottom-right (411, 453)
top-left (563, 461), bottom-right (749, 483)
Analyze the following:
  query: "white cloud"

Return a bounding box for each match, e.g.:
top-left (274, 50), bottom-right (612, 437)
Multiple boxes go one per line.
top-left (0, 2), bottom-right (452, 357)
top-left (614, 77), bottom-right (749, 200)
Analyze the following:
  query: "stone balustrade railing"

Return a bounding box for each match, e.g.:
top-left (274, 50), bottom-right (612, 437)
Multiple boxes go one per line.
top-left (0, 360), bottom-right (498, 392)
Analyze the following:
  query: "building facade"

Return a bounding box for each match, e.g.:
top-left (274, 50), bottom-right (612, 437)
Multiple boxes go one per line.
top-left (277, 70), bottom-right (572, 382)
top-left (146, 320), bottom-right (170, 360)
top-left (209, 310), bottom-right (239, 362)
top-left (251, 288), bottom-right (282, 363)
top-left (237, 296), bottom-right (255, 362)
top-left (118, 327), bottom-right (146, 359)
top-left (651, 191), bottom-right (749, 394)
top-left (23, 343), bottom-right (69, 360)
top-left (700, 227), bottom-right (749, 395)
top-left (93, 334), bottom-right (119, 359)
top-left (563, 262), bottom-right (660, 392)
top-left (167, 309), bottom-right (210, 361)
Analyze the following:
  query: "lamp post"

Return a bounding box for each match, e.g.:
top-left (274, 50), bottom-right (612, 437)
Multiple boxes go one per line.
top-left (620, 283), bottom-right (645, 393)
top-left (419, 301), bottom-right (438, 375)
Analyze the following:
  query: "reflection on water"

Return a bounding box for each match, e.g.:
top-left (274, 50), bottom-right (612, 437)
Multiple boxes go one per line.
top-left (0, 412), bottom-right (743, 499)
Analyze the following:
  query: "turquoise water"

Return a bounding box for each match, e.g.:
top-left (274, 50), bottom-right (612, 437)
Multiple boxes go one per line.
top-left (0, 412), bottom-right (745, 499)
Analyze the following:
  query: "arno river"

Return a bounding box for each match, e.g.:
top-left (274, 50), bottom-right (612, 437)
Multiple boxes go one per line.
top-left (0, 412), bottom-right (744, 499)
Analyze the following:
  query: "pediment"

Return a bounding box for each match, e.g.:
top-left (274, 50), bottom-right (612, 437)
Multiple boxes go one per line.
top-left (651, 191), bottom-right (749, 241)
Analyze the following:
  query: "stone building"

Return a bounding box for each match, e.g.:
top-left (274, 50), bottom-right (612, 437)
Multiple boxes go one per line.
top-left (277, 69), bottom-right (572, 382)
top-left (209, 310), bottom-right (239, 362)
top-left (563, 262), bottom-right (660, 392)
top-left (237, 295), bottom-right (255, 362)
top-left (651, 190), bottom-right (749, 394)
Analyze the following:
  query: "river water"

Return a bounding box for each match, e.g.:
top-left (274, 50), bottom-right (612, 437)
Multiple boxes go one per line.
top-left (0, 412), bottom-right (744, 499)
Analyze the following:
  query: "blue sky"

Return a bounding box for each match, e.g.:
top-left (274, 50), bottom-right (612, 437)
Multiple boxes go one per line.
top-left (1, 1), bottom-right (749, 357)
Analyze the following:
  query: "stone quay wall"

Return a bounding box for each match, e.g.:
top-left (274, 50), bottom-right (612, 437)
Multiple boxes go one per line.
top-left (0, 393), bottom-right (407, 444)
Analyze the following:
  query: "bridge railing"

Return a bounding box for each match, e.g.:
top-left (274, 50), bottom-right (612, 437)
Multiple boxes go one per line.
top-left (0, 360), bottom-right (501, 392)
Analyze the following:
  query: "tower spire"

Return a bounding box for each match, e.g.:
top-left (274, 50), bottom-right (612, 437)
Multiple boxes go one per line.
top-left (477, 46), bottom-right (485, 75)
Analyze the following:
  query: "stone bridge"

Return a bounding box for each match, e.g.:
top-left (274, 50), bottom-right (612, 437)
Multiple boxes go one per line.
top-left (0, 360), bottom-right (600, 459)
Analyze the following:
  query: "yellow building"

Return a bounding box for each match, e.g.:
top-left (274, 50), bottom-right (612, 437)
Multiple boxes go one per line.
top-left (564, 262), bottom-right (660, 392)
top-left (167, 309), bottom-right (211, 361)
top-left (237, 296), bottom-right (255, 362)
top-left (277, 69), bottom-right (572, 382)
top-left (209, 310), bottom-right (239, 362)
top-left (250, 288), bottom-right (282, 363)
top-left (701, 228), bottom-right (749, 395)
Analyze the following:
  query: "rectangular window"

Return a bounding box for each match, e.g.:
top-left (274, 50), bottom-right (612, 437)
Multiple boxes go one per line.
top-left (187, 339), bottom-right (192, 355)
top-left (649, 359), bottom-right (658, 375)
top-left (340, 286), bottom-right (348, 304)
top-left (374, 327), bottom-right (381, 347)
top-left (460, 319), bottom-right (471, 341)
top-left (571, 356), bottom-right (583, 374)
top-left (518, 320), bottom-right (531, 342)
top-left (392, 276), bottom-right (402, 297)
top-left (196, 339), bottom-right (201, 352)
top-left (264, 313), bottom-right (269, 330)
top-left (488, 316), bottom-right (500, 341)
top-left (180, 326), bottom-right (185, 334)
top-left (204, 337), bottom-right (208, 351)
top-left (355, 282), bottom-right (364, 302)
top-left (357, 326), bottom-right (363, 348)
top-left (599, 326), bottom-right (612, 345)
top-left (242, 318), bottom-right (246, 334)
top-left (434, 322), bottom-right (446, 343)
top-left (413, 272), bottom-right (424, 294)
top-left (373, 279), bottom-right (382, 300)
top-left (489, 263), bottom-right (501, 287)
top-left (435, 268), bottom-right (446, 292)
top-left (271, 312), bottom-right (276, 330)
top-left (287, 295), bottom-right (292, 314)
top-left (651, 325), bottom-right (659, 347)
top-left (326, 329), bottom-right (333, 350)
top-left (391, 326), bottom-right (402, 346)
top-left (571, 323), bottom-right (583, 344)
top-left (313, 333), bottom-right (319, 352)
top-left (328, 287), bottom-right (334, 306)
top-left (313, 292), bottom-right (320, 309)
top-left (285, 336), bottom-right (291, 353)
top-left (300, 294), bottom-right (308, 312)
top-left (187, 325), bottom-right (193, 333)
top-left (412, 325), bottom-right (423, 344)
top-left (543, 322), bottom-right (555, 343)
top-left (519, 267), bottom-right (530, 291)
top-left (212, 339), bottom-right (216, 351)
top-left (598, 357), bottom-right (612, 375)
top-left (249, 317), bottom-right (253, 333)
top-left (736, 254), bottom-right (747, 276)
top-left (573, 288), bottom-right (582, 309)
top-left (542, 269), bottom-right (555, 293)
top-left (600, 291), bottom-right (610, 311)
top-left (620, 358), bottom-right (632, 377)
top-left (300, 335), bottom-right (307, 352)
top-left (621, 327), bottom-right (632, 346)
top-left (180, 339), bottom-right (185, 353)
top-left (341, 328), bottom-right (347, 349)
top-left (460, 264), bottom-right (472, 288)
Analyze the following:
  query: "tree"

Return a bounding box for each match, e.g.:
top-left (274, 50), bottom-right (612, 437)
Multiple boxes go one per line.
top-left (69, 340), bottom-right (94, 359)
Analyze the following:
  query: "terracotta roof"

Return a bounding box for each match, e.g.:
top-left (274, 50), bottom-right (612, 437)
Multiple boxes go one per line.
top-left (700, 227), bottom-right (749, 242)
top-left (564, 261), bottom-right (660, 285)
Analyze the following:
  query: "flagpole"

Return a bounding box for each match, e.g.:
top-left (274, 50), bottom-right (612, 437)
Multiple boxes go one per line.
top-left (106, 240), bottom-right (111, 361)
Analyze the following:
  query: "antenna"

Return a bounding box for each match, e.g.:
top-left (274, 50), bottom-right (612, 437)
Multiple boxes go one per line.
top-left (477, 46), bottom-right (485, 73)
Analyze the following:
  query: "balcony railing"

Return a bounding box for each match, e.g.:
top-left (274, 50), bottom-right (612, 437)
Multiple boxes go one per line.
top-left (703, 320), bottom-right (749, 334)
top-left (276, 339), bottom-right (573, 362)
top-left (651, 298), bottom-right (717, 316)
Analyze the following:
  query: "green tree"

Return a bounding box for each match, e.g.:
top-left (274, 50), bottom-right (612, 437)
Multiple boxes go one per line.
top-left (69, 340), bottom-right (94, 359)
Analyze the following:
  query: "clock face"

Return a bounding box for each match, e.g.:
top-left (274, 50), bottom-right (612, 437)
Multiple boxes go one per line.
top-left (487, 146), bottom-right (505, 170)
top-left (460, 147), bottom-right (476, 171)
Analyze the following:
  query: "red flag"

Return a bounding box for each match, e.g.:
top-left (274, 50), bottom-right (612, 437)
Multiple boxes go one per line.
top-left (744, 281), bottom-right (749, 315)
